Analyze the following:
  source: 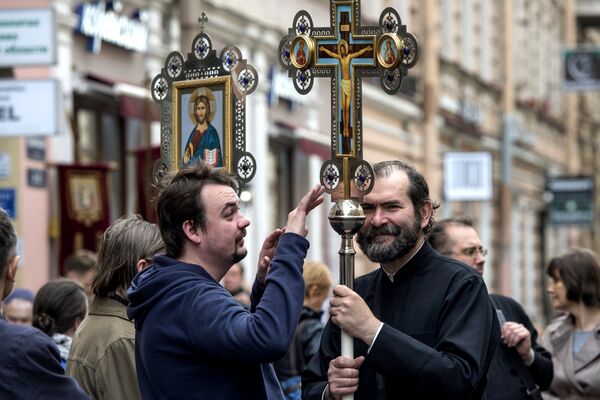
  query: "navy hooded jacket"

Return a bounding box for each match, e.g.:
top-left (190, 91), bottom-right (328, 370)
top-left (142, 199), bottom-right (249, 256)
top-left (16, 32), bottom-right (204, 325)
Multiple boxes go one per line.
top-left (0, 315), bottom-right (89, 399)
top-left (127, 233), bottom-right (308, 399)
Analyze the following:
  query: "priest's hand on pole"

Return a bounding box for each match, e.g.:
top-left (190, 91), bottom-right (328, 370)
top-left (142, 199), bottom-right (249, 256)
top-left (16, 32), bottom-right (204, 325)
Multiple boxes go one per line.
top-left (324, 356), bottom-right (365, 400)
top-left (330, 285), bottom-right (381, 346)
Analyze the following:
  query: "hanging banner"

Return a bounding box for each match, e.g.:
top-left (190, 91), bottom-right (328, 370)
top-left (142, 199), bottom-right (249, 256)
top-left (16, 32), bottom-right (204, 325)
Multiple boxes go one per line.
top-left (57, 164), bottom-right (110, 274)
top-left (133, 146), bottom-right (160, 223)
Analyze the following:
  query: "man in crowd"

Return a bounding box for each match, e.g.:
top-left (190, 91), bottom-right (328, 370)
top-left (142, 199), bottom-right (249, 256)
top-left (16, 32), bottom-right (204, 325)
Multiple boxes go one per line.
top-left (222, 262), bottom-right (251, 307)
top-left (302, 160), bottom-right (498, 399)
top-left (127, 162), bottom-right (325, 399)
top-left (68, 215), bottom-right (164, 400)
top-left (2, 287), bottom-right (34, 325)
top-left (0, 208), bottom-right (89, 399)
top-left (428, 217), bottom-right (552, 400)
top-left (64, 249), bottom-right (97, 302)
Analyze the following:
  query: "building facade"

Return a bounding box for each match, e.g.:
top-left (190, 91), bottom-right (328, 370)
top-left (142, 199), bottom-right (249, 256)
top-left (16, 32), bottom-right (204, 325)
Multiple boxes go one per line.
top-left (1, 0), bottom-right (598, 325)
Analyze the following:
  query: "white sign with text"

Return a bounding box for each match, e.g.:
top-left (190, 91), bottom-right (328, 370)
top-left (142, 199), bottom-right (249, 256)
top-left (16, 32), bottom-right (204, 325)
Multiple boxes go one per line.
top-left (0, 8), bottom-right (55, 66)
top-left (0, 79), bottom-right (59, 136)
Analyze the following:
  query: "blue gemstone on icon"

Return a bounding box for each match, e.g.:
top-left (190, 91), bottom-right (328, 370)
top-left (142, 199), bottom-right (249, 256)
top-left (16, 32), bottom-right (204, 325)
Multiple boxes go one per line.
top-left (403, 47), bottom-right (410, 56)
top-left (227, 56), bottom-right (232, 65)
top-left (359, 175), bottom-right (366, 183)
top-left (300, 74), bottom-right (306, 83)
top-left (386, 21), bottom-right (393, 29)
top-left (242, 77), bottom-right (249, 85)
top-left (284, 49), bottom-right (290, 58)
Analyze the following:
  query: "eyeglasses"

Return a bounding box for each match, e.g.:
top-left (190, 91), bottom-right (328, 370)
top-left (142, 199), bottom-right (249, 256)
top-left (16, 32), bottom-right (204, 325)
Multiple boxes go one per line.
top-left (459, 246), bottom-right (488, 257)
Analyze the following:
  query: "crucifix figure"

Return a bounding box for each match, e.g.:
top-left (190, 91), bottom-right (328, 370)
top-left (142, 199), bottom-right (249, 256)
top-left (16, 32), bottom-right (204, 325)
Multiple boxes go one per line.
top-left (319, 39), bottom-right (372, 143)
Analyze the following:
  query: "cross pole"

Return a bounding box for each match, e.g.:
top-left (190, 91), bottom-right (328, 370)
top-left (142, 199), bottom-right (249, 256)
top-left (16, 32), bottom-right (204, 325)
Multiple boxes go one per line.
top-left (279, 2), bottom-right (418, 395)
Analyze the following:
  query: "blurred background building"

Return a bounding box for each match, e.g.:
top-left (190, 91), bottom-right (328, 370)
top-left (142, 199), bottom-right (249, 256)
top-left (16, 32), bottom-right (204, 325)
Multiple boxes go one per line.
top-left (1, 0), bottom-right (599, 326)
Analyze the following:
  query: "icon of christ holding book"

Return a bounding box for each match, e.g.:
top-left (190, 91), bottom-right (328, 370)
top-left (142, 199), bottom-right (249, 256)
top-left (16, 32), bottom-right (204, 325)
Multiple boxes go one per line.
top-left (182, 92), bottom-right (222, 167)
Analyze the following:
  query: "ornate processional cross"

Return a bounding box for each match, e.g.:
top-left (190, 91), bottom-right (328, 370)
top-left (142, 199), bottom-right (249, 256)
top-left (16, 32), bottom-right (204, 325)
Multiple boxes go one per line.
top-left (279, 0), bottom-right (418, 200)
top-left (279, 2), bottom-right (418, 394)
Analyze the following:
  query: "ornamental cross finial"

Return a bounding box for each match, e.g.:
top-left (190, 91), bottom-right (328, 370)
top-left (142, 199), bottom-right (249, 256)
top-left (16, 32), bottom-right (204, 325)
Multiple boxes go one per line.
top-left (198, 12), bottom-right (209, 33)
top-left (278, 1), bottom-right (418, 200)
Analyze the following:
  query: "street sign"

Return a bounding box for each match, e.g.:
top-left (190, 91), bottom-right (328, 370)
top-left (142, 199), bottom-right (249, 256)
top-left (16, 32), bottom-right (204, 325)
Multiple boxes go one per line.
top-left (0, 79), bottom-right (59, 137)
top-left (0, 8), bottom-right (56, 66)
top-left (444, 152), bottom-right (493, 201)
top-left (547, 176), bottom-right (594, 225)
top-left (0, 188), bottom-right (16, 219)
top-left (563, 48), bottom-right (600, 91)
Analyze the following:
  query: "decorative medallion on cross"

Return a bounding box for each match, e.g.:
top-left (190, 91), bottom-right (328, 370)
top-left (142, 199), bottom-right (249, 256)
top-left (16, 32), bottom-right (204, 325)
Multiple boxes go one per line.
top-left (279, 1), bottom-right (418, 199)
top-left (151, 13), bottom-right (259, 191)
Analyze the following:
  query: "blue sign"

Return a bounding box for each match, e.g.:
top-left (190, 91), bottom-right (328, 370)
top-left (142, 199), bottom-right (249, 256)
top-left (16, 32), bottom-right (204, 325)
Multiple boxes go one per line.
top-left (0, 188), bottom-right (16, 219)
top-left (74, 1), bottom-right (148, 54)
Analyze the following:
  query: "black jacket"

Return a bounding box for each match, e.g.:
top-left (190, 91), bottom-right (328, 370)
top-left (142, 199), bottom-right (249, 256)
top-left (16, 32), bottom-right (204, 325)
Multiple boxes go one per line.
top-left (302, 242), bottom-right (499, 399)
top-left (274, 306), bottom-right (324, 381)
top-left (486, 294), bottom-right (553, 400)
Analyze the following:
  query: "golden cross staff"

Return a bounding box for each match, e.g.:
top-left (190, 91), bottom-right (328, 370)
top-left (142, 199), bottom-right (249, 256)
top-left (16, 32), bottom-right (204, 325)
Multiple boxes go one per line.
top-left (279, 1), bottom-right (418, 396)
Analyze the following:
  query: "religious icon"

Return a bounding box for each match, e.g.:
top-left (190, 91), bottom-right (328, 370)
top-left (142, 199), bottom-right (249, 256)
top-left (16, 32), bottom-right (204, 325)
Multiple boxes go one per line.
top-left (291, 35), bottom-right (313, 70)
top-left (183, 89), bottom-right (222, 167)
top-left (319, 39), bottom-right (373, 140)
top-left (66, 171), bottom-right (104, 227)
top-left (376, 33), bottom-right (401, 69)
top-left (384, 39), bottom-right (395, 64)
top-left (172, 76), bottom-right (232, 170)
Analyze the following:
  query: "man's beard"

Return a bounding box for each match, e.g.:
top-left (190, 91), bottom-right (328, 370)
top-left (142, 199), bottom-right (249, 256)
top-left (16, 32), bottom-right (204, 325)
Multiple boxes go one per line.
top-left (196, 114), bottom-right (206, 125)
top-left (356, 218), bottom-right (421, 263)
top-left (231, 229), bottom-right (247, 263)
top-left (232, 248), bottom-right (247, 264)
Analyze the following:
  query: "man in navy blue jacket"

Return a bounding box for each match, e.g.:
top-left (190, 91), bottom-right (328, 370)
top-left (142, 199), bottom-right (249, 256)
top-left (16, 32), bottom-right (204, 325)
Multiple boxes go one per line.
top-left (128, 162), bottom-right (324, 399)
top-left (0, 208), bottom-right (89, 400)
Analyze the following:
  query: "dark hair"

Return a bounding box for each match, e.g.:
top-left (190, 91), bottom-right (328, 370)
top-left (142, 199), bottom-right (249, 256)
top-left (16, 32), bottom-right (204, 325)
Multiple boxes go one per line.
top-left (93, 215), bottom-right (164, 297)
top-left (156, 161), bottom-right (237, 258)
top-left (546, 248), bottom-right (600, 307)
top-left (32, 278), bottom-right (87, 336)
top-left (428, 216), bottom-right (474, 255)
top-left (193, 95), bottom-right (211, 123)
top-left (372, 160), bottom-right (440, 233)
top-left (63, 249), bottom-right (97, 275)
top-left (0, 208), bottom-right (17, 275)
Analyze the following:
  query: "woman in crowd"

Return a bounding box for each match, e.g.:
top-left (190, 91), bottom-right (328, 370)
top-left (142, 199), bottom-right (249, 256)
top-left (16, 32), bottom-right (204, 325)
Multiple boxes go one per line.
top-left (541, 248), bottom-right (600, 399)
top-left (32, 278), bottom-right (88, 370)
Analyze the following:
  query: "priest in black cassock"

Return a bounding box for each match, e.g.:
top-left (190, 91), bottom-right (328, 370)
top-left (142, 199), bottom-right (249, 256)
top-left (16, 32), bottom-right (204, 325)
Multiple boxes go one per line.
top-left (302, 160), bottom-right (499, 400)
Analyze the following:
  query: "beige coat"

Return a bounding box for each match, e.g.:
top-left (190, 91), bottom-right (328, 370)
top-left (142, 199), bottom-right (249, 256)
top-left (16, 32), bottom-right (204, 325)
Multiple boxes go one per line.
top-left (67, 297), bottom-right (140, 400)
top-left (541, 314), bottom-right (600, 400)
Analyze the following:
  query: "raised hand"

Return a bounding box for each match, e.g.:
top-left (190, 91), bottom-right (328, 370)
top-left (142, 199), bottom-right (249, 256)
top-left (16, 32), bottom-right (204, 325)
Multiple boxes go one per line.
top-left (256, 228), bottom-right (284, 284)
top-left (285, 184), bottom-right (325, 237)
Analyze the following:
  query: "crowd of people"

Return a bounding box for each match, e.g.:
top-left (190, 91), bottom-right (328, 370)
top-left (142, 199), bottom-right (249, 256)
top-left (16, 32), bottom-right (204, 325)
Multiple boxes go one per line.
top-left (0, 159), bottom-right (599, 399)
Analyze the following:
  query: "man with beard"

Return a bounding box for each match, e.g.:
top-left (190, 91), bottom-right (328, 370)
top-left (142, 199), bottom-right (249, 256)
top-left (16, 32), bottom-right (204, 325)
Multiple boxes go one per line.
top-left (127, 162), bottom-right (325, 399)
top-left (302, 160), bottom-right (499, 400)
